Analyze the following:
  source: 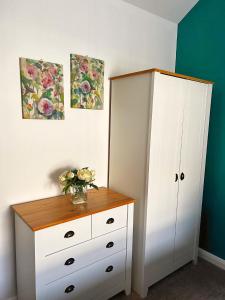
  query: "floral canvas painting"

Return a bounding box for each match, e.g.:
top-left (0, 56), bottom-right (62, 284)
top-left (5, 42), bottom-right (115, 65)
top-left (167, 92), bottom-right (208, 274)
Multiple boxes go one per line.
top-left (70, 54), bottom-right (104, 109)
top-left (20, 58), bottom-right (64, 120)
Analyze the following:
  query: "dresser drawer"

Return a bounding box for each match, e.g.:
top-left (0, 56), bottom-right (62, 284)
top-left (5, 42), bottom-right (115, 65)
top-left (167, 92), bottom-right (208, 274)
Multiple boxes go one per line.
top-left (44, 251), bottom-right (126, 300)
top-left (37, 227), bottom-right (127, 284)
top-left (92, 205), bottom-right (127, 237)
top-left (35, 216), bottom-right (91, 257)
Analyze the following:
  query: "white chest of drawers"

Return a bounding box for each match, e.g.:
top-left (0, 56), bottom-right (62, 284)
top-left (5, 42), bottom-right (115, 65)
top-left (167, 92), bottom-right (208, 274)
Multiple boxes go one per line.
top-left (12, 188), bottom-right (134, 300)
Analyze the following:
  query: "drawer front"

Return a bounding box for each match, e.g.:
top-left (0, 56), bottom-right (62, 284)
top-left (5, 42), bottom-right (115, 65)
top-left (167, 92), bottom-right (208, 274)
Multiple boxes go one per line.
top-left (35, 216), bottom-right (91, 257)
top-left (43, 251), bottom-right (126, 300)
top-left (36, 227), bottom-right (127, 284)
top-left (92, 205), bottom-right (127, 237)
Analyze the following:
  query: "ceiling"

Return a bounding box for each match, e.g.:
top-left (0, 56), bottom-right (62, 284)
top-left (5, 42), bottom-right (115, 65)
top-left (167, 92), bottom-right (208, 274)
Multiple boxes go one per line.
top-left (122, 0), bottom-right (199, 23)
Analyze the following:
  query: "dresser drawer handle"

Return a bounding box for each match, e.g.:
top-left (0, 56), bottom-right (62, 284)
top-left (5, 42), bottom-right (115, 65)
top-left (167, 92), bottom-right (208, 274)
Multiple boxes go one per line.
top-left (106, 241), bottom-right (114, 248)
top-left (106, 218), bottom-right (114, 224)
top-left (64, 285), bottom-right (75, 294)
top-left (105, 265), bottom-right (114, 272)
top-left (65, 258), bottom-right (75, 266)
top-left (64, 231), bottom-right (75, 238)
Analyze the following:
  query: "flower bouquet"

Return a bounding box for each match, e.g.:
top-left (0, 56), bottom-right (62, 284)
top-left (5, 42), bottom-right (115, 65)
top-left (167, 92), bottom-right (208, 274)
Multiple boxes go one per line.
top-left (59, 167), bottom-right (98, 204)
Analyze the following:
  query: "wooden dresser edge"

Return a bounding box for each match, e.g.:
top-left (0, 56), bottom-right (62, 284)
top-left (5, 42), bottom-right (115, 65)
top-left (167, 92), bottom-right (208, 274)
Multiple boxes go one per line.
top-left (12, 198), bottom-right (135, 231)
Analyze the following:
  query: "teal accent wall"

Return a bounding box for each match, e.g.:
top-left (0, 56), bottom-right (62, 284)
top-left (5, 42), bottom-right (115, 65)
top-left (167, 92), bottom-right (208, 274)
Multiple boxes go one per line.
top-left (176, 0), bottom-right (225, 259)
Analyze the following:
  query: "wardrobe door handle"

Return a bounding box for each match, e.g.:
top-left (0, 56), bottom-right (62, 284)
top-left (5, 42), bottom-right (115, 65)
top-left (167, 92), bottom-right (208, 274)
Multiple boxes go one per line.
top-left (65, 258), bottom-right (75, 266)
top-left (64, 285), bottom-right (75, 294)
top-left (175, 173), bottom-right (178, 182)
top-left (64, 231), bottom-right (75, 238)
top-left (106, 218), bottom-right (114, 224)
top-left (105, 265), bottom-right (114, 272)
top-left (106, 241), bottom-right (114, 248)
top-left (180, 173), bottom-right (185, 181)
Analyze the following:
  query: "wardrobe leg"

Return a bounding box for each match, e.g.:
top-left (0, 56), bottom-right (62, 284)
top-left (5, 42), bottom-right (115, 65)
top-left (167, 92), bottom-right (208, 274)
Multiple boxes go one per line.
top-left (140, 287), bottom-right (148, 299)
top-left (193, 257), bottom-right (198, 265)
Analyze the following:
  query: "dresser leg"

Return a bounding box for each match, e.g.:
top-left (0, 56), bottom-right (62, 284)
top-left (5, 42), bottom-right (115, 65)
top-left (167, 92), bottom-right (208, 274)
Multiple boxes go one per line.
top-left (125, 287), bottom-right (131, 296)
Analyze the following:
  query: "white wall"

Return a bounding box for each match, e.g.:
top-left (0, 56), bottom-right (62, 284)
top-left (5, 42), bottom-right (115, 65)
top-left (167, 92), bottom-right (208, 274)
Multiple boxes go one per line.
top-left (0, 0), bottom-right (177, 299)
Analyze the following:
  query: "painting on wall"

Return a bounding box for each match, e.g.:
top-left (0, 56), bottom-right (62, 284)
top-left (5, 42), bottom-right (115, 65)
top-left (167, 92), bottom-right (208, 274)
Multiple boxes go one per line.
top-left (70, 54), bottom-right (104, 110)
top-left (20, 58), bottom-right (64, 120)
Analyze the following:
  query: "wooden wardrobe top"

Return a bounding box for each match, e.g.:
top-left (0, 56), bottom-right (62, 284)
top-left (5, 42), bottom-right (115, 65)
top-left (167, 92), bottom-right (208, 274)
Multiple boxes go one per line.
top-left (11, 188), bottom-right (134, 231)
top-left (109, 68), bottom-right (213, 84)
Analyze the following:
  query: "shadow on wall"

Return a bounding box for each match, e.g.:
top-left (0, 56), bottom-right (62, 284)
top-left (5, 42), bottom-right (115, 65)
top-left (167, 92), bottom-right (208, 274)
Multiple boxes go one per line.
top-left (48, 166), bottom-right (74, 194)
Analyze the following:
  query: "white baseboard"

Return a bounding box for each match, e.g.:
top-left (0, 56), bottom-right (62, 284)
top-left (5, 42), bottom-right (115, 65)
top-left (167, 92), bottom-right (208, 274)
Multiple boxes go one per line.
top-left (199, 248), bottom-right (225, 270)
top-left (6, 297), bottom-right (17, 300)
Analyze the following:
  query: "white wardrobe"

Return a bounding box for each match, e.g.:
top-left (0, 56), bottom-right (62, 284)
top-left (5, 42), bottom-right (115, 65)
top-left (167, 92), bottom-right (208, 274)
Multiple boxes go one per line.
top-left (108, 69), bottom-right (213, 298)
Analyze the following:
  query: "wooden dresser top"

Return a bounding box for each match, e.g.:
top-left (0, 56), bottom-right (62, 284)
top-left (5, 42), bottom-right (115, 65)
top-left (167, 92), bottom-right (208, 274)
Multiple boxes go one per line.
top-left (11, 187), bottom-right (134, 231)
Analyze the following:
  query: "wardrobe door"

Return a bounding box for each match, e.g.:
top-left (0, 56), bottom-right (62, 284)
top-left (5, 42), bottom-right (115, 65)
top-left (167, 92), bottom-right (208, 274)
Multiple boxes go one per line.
top-left (174, 80), bottom-right (208, 268)
top-left (144, 73), bottom-right (184, 286)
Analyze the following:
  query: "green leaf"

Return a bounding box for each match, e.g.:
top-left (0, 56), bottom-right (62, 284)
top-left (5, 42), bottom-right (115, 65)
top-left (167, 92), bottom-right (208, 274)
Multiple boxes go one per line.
top-left (73, 88), bottom-right (81, 95)
top-left (26, 58), bottom-right (37, 65)
top-left (57, 111), bottom-right (64, 120)
top-left (90, 183), bottom-right (99, 190)
top-left (71, 98), bottom-right (78, 106)
top-left (42, 89), bottom-right (53, 99)
top-left (60, 93), bottom-right (64, 101)
top-left (21, 74), bottom-right (32, 86)
top-left (35, 63), bottom-right (42, 69)
top-left (71, 169), bottom-right (78, 174)
top-left (63, 183), bottom-right (71, 194)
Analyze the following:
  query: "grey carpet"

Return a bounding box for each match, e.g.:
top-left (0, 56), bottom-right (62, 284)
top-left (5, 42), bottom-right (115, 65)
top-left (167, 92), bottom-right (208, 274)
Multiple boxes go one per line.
top-left (112, 259), bottom-right (225, 300)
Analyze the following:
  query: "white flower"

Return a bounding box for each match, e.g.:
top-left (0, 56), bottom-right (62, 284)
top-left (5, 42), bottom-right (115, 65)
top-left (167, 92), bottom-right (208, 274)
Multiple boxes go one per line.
top-left (59, 171), bottom-right (67, 183)
top-left (59, 175), bottom-right (65, 182)
top-left (77, 168), bottom-right (95, 183)
top-left (66, 171), bottom-right (75, 179)
top-left (90, 170), bottom-right (95, 179)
